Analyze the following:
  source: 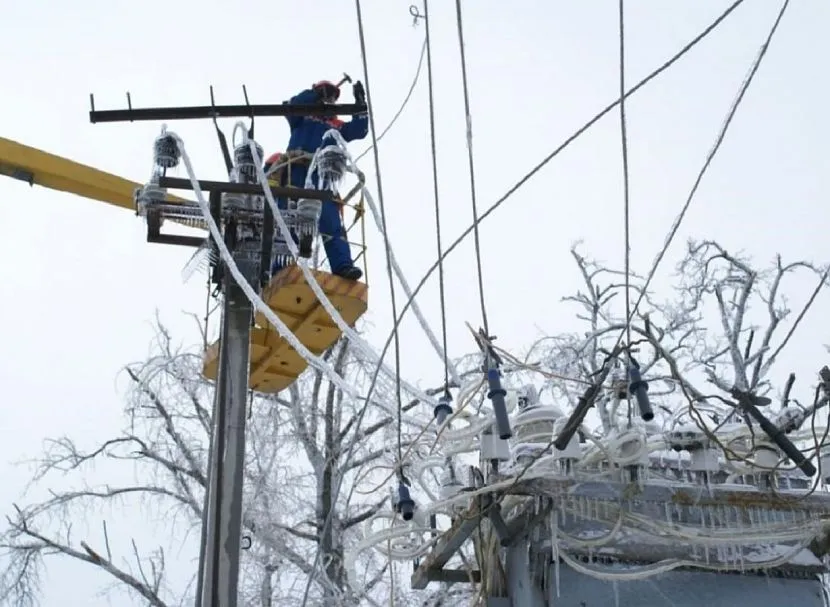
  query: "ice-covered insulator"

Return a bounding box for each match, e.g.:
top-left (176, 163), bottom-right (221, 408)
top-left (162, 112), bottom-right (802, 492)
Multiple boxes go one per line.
top-left (177, 215), bottom-right (206, 229)
top-left (775, 405), bottom-right (804, 434)
top-left (433, 395), bottom-right (453, 426)
top-left (513, 443), bottom-right (544, 466)
top-left (665, 423), bottom-right (707, 452)
top-left (297, 198), bottom-right (322, 221)
top-left (296, 198), bottom-right (322, 243)
top-left (517, 385), bottom-right (539, 410)
top-left (394, 483), bottom-right (415, 521)
top-left (487, 368), bottom-right (512, 440)
top-left (315, 145), bottom-right (348, 191)
top-left (153, 128), bottom-right (180, 170)
top-left (271, 254), bottom-right (292, 270)
top-left (135, 180), bottom-right (166, 216)
top-left (233, 140), bottom-right (264, 182)
top-left (628, 358), bottom-right (654, 421)
top-left (222, 191), bottom-right (247, 211)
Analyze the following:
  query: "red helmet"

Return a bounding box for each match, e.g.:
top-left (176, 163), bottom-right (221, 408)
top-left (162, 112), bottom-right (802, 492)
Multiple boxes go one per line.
top-left (312, 80), bottom-right (340, 102)
top-left (263, 152), bottom-right (284, 175)
top-left (264, 152), bottom-right (284, 167)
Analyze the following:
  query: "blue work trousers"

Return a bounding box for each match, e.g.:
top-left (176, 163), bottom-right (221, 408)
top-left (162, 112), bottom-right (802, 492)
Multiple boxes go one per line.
top-left (271, 163), bottom-right (352, 273)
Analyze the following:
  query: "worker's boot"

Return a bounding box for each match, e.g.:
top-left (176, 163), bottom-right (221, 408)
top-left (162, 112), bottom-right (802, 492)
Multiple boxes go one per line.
top-left (333, 265), bottom-right (363, 281)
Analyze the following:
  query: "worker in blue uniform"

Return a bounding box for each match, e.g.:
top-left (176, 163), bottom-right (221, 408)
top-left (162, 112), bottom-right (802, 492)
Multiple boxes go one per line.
top-left (266, 78), bottom-right (368, 281)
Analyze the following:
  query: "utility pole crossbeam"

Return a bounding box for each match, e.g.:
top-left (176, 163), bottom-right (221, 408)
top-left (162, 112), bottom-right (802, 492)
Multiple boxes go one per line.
top-left (88, 92), bottom-right (367, 124)
top-left (157, 176), bottom-right (331, 201)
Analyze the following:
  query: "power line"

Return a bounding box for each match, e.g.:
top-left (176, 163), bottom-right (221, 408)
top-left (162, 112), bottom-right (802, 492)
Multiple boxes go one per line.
top-left (299, 0), bottom-right (405, 603)
top-left (618, 0), bottom-right (633, 425)
top-left (359, 0), bottom-right (749, 423)
top-left (454, 0), bottom-right (490, 337)
top-left (422, 0), bottom-right (451, 393)
top-left (609, 0), bottom-right (791, 358)
top-left (352, 0), bottom-right (403, 471)
top-left (355, 37), bottom-right (428, 163)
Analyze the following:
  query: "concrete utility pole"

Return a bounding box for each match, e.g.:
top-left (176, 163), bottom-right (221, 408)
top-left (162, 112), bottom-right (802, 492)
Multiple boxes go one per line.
top-left (197, 249), bottom-right (255, 607)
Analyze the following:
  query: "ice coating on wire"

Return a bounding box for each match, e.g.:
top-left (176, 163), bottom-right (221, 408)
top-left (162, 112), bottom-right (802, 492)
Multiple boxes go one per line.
top-left (170, 132), bottom-right (414, 418)
top-left (244, 132), bottom-right (439, 407)
top-left (344, 379), bottom-right (830, 592)
top-left (246, 132), bottom-right (439, 405)
top-left (318, 127), bottom-right (462, 388)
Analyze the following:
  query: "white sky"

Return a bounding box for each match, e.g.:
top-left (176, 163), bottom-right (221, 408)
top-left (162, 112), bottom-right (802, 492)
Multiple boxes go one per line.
top-left (2, 1), bottom-right (829, 604)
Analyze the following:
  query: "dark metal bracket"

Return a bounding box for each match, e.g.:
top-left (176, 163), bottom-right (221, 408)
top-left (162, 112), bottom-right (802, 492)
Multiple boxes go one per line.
top-left (145, 209), bottom-right (204, 249)
top-left (157, 176), bottom-right (330, 201)
top-left (89, 89), bottom-right (367, 124)
top-left (410, 493), bottom-right (517, 590)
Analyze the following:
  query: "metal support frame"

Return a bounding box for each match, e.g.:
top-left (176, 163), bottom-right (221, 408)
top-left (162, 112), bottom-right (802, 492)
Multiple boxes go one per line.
top-left (157, 176), bottom-right (330, 201)
top-left (411, 476), bottom-right (830, 605)
top-left (411, 495), bottom-right (513, 589)
top-left (89, 98), bottom-right (367, 124)
top-left (145, 209), bottom-right (205, 248)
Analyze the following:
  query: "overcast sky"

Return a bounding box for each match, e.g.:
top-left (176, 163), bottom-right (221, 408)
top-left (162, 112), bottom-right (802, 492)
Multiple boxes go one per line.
top-left (2, 1), bottom-right (829, 604)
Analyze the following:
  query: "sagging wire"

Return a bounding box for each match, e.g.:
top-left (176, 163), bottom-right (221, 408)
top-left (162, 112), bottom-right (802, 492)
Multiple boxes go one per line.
top-left (454, 0), bottom-right (490, 338)
top-left (423, 0), bottom-right (452, 395)
top-left (345, 0), bottom-right (761, 585)
top-left (247, 138), bottom-right (438, 407)
top-left (300, 2), bottom-right (405, 604)
top-left (355, 37), bottom-right (428, 163)
top-left (617, 0), bottom-right (634, 427)
top-left (607, 0), bottom-right (791, 363)
top-left (351, 0), bottom-right (404, 461)
top-left (763, 266), bottom-right (830, 370)
top-left (171, 136), bottom-right (377, 407)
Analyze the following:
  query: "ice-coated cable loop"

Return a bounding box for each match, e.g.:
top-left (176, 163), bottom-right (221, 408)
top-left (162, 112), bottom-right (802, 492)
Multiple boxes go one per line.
top-left (243, 130), bottom-right (439, 407)
top-left (170, 131), bottom-right (426, 424)
top-left (317, 128), bottom-right (463, 388)
top-left (346, 372), bottom-right (830, 591)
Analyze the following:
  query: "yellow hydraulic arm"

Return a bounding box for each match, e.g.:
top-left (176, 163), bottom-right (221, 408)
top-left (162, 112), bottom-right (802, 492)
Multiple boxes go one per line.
top-left (0, 136), bottom-right (189, 210)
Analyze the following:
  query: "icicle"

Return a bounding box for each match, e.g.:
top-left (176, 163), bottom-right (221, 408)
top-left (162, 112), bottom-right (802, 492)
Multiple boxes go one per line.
top-left (550, 509), bottom-right (560, 598)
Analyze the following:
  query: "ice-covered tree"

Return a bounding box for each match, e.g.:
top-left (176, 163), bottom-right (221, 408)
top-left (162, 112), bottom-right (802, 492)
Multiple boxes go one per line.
top-left (0, 316), bottom-right (461, 607)
top-left (528, 238), bottom-right (830, 461)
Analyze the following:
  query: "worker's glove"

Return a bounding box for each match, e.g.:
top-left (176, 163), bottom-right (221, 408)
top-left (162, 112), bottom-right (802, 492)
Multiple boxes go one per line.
top-left (353, 81), bottom-right (366, 106)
